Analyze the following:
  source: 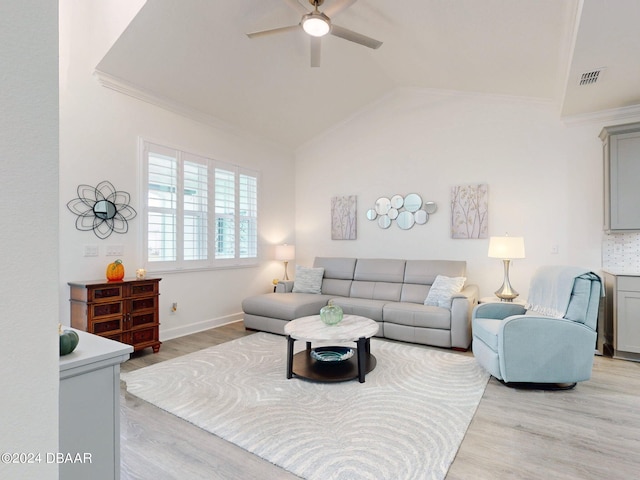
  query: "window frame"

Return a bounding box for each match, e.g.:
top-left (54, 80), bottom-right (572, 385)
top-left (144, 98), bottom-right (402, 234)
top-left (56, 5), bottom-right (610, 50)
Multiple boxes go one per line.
top-left (140, 139), bottom-right (260, 273)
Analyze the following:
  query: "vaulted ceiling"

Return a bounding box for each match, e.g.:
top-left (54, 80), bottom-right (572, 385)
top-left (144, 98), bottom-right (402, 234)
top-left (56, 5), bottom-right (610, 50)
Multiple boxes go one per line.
top-left (96, 0), bottom-right (640, 149)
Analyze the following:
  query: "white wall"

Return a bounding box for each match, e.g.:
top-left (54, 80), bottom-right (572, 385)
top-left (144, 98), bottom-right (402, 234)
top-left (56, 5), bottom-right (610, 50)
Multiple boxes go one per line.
top-left (295, 88), bottom-right (633, 299)
top-left (59, 1), bottom-right (296, 339)
top-left (0, 1), bottom-right (59, 479)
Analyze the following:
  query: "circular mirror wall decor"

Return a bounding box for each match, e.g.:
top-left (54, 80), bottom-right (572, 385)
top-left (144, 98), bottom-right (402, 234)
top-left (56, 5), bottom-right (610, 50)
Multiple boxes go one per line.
top-left (367, 195), bottom-right (436, 229)
top-left (424, 201), bottom-right (437, 214)
top-left (414, 209), bottom-right (428, 225)
top-left (390, 194), bottom-right (404, 209)
top-left (403, 193), bottom-right (422, 212)
top-left (378, 215), bottom-right (392, 229)
top-left (67, 180), bottom-right (137, 239)
top-left (375, 197), bottom-right (391, 215)
top-left (396, 211), bottom-right (415, 230)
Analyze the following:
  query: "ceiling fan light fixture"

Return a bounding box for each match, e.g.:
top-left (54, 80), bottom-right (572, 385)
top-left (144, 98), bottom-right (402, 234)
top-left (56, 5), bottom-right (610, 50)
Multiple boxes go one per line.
top-left (302, 13), bottom-right (330, 37)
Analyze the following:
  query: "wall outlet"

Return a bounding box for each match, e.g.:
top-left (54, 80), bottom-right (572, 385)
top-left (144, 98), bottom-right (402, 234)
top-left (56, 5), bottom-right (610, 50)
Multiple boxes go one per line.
top-left (83, 245), bottom-right (99, 257)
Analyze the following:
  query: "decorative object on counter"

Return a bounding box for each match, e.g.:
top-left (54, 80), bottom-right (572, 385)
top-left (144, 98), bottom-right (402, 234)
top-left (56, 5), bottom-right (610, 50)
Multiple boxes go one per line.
top-left (59, 324), bottom-right (79, 356)
top-left (275, 244), bottom-right (295, 280)
top-left (106, 259), bottom-right (125, 282)
top-left (136, 268), bottom-right (146, 280)
top-left (488, 234), bottom-right (525, 301)
top-left (67, 180), bottom-right (137, 239)
top-left (310, 346), bottom-right (354, 362)
top-left (366, 193), bottom-right (436, 229)
top-left (451, 184), bottom-right (488, 239)
top-left (331, 195), bottom-right (357, 240)
top-left (320, 300), bottom-right (343, 325)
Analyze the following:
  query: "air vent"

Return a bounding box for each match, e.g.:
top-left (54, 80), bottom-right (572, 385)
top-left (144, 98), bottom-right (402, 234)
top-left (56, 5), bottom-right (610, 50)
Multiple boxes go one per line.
top-left (578, 68), bottom-right (605, 86)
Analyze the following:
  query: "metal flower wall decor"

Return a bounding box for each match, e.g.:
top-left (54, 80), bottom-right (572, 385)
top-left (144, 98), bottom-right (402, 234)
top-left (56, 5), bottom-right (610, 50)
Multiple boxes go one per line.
top-left (67, 180), bottom-right (137, 239)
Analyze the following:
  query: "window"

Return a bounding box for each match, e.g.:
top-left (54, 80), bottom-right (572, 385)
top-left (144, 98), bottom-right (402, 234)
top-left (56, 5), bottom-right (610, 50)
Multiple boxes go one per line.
top-left (141, 140), bottom-right (259, 271)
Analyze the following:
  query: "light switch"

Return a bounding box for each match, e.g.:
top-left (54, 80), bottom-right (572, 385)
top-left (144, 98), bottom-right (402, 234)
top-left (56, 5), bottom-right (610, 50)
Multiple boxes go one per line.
top-left (106, 245), bottom-right (124, 256)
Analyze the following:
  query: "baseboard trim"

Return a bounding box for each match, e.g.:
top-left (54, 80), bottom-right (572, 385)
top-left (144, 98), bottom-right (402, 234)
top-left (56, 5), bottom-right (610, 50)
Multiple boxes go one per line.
top-left (160, 313), bottom-right (244, 341)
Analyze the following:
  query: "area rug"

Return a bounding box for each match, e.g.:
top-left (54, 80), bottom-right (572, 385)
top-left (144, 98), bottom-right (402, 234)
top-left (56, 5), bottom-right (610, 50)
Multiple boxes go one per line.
top-left (122, 332), bottom-right (489, 480)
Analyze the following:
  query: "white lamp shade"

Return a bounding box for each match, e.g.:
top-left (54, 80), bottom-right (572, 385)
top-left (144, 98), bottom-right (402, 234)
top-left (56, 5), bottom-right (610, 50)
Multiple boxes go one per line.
top-left (275, 244), bottom-right (295, 261)
top-left (488, 236), bottom-right (525, 259)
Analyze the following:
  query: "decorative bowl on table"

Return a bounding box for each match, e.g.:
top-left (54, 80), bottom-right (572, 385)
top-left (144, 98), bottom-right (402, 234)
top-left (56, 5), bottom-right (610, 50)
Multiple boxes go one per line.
top-left (320, 300), bottom-right (343, 325)
top-left (310, 346), bottom-right (354, 363)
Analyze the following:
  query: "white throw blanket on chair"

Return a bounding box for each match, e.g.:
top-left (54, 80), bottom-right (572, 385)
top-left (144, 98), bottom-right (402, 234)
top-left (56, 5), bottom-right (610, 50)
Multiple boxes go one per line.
top-left (525, 265), bottom-right (594, 318)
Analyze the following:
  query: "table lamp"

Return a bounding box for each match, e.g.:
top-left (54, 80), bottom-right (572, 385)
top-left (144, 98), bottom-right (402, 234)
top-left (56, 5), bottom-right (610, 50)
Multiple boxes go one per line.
top-left (275, 244), bottom-right (295, 281)
top-left (488, 235), bottom-right (525, 301)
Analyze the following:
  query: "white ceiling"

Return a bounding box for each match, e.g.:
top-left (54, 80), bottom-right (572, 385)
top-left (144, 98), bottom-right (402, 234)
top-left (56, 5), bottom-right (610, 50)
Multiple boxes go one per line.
top-left (96, 0), bottom-right (640, 149)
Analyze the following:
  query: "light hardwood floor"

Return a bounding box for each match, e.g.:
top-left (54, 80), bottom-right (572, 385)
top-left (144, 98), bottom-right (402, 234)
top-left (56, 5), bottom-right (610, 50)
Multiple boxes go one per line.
top-left (120, 322), bottom-right (640, 479)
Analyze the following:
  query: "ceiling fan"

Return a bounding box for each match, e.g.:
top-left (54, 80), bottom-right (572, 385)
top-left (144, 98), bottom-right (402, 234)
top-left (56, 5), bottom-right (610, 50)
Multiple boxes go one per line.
top-left (246, 0), bottom-right (383, 67)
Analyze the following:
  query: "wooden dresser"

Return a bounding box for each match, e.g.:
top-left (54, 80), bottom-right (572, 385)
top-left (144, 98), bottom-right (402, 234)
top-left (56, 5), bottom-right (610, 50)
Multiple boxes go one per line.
top-left (69, 278), bottom-right (162, 353)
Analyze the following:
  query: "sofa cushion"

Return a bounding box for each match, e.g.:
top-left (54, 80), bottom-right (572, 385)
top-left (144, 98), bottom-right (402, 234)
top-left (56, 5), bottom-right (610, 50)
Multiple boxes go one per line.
top-left (314, 257), bottom-right (356, 280)
top-left (321, 278), bottom-right (352, 297)
top-left (292, 266), bottom-right (324, 294)
top-left (404, 260), bottom-right (466, 284)
top-left (472, 317), bottom-right (502, 352)
top-left (329, 297), bottom-right (387, 321)
top-left (350, 281), bottom-right (402, 302)
top-left (242, 293), bottom-right (330, 321)
top-left (424, 275), bottom-right (466, 308)
top-left (400, 283), bottom-right (430, 304)
top-left (353, 258), bottom-right (406, 283)
top-left (383, 302), bottom-right (451, 329)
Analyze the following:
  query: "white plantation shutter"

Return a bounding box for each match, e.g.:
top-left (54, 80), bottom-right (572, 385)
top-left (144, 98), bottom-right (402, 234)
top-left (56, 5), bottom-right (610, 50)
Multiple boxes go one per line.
top-left (147, 145), bottom-right (178, 262)
top-left (183, 154), bottom-right (208, 262)
top-left (239, 172), bottom-right (258, 259)
top-left (142, 140), bottom-right (259, 271)
top-left (215, 167), bottom-right (235, 259)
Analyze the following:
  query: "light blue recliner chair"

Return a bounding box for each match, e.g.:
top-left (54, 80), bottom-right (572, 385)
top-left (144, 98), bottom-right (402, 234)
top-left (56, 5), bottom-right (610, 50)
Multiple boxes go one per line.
top-left (472, 266), bottom-right (602, 387)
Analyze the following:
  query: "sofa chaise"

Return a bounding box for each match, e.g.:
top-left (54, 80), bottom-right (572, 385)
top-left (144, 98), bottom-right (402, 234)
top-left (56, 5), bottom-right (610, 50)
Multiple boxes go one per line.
top-left (242, 257), bottom-right (479, 350)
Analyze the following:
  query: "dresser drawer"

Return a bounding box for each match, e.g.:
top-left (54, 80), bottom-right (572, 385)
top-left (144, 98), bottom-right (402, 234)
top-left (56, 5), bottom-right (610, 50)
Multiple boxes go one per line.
top-left (89, 284), bottom-right (124, 302)
top-left (130, 281), bottom-right (159, 297)
top-left (130, 296), bottom-right (157, 313)
top-left (131, 327), bottom-right (158, 345)
top-left (91, 318), bottom-right (122, 335)
top-left (131, 312), bottom-right (156, 329)
top-left (91, 301), bottom-right (123, 319)
top-left (617, 276), bottom-right (640, 292)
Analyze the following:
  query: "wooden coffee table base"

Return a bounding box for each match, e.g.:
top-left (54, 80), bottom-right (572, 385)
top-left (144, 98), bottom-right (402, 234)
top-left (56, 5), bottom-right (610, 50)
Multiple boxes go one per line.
top-left (286, 337), bottom-right (377, 383)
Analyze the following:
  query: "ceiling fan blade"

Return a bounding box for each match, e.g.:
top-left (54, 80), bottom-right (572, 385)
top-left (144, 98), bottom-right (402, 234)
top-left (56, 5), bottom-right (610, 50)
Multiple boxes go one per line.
top-left (246, 24), bottom-right (301, 39)
top-left (283, 0), bottom-right (309, 15)
top-left (330, 24), bottom-right (382, 49)
top-left (310, 36), bottom-right (321, 67)
top-left (323, 0), bottom-right (357, 18)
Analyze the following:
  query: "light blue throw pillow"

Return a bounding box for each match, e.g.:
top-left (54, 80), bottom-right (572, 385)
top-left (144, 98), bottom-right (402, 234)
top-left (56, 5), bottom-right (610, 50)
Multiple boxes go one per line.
top-left (424, 275), bottom-right (466, 308)
top-left (292, 266), bottom-right (325, 294)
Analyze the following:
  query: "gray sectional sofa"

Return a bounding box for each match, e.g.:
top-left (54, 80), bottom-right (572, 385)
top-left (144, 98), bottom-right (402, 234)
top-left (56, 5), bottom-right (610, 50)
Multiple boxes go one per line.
top-left (242, 257), bottom-right (479, 350)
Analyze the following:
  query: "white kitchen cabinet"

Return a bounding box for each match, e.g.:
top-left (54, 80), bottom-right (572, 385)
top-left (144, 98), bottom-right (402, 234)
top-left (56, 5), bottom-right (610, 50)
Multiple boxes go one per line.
top-left (600, 122), bottom-right (640, 232)
top-left (602, 271), bottom-right (640, 362)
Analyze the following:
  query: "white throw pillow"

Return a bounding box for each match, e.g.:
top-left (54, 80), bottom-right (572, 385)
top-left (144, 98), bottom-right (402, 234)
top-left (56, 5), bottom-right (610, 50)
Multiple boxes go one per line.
top-left (292, 266), bottom-right (325, 294)
top-left (424, 275), bottom-right (466, 308)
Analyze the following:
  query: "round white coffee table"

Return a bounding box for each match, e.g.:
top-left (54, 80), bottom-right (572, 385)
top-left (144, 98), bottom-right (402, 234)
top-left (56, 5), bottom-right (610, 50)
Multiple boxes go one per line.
top-left (284, 314), bottom-right (379, 383)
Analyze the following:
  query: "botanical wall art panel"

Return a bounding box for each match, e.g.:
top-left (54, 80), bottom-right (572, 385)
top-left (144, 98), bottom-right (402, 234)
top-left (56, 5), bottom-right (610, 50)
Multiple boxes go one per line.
top-left (451, 184), bottom-right (488, 239)
top-left (331, 195), bottom-right (357, 240)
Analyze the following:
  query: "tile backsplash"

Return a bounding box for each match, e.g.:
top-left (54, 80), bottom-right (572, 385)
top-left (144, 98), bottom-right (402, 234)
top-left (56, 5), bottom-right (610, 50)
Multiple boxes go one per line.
top-left (602, 232), bottom-right (640, 272)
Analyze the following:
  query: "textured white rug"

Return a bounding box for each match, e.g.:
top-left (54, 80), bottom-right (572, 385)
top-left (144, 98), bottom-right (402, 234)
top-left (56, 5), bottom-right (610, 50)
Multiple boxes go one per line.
top-left (122, 332), bottom-right (489, 480)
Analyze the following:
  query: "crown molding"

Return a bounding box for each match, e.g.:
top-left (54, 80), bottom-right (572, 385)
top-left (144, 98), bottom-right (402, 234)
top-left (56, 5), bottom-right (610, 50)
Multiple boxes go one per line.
top-left (562, 103), bottom-right (640, 127)
top-left (93, 69), bottom-right (290, 151)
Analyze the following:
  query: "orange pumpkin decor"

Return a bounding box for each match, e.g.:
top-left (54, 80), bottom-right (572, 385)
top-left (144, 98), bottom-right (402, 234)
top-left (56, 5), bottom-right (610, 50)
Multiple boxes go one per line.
top-left (106, 259), bottom-right (125, 281)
